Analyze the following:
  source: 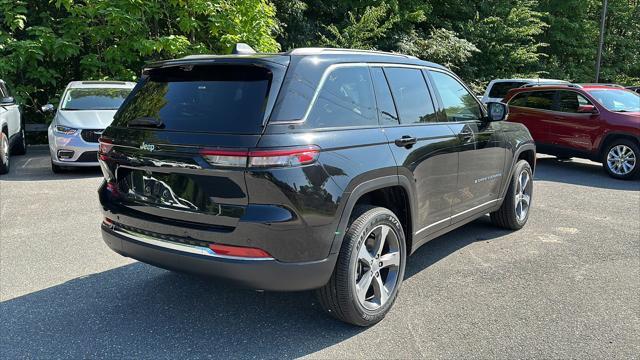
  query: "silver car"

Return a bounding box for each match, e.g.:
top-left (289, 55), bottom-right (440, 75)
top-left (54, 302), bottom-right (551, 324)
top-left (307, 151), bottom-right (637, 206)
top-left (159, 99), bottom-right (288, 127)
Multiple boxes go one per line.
top-left (44, 81), bottom-right (135, 173)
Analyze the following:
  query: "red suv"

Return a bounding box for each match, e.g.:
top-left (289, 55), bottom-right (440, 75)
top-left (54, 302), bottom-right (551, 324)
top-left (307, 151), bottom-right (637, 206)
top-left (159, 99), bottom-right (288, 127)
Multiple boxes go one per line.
top-left (503, 84), bottom-right (640, 179)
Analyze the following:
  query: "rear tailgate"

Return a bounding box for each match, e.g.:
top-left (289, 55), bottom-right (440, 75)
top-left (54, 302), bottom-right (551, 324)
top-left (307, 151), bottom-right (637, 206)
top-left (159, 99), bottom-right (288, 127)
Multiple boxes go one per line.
top-left (99, 58), bottom-right (288, 230)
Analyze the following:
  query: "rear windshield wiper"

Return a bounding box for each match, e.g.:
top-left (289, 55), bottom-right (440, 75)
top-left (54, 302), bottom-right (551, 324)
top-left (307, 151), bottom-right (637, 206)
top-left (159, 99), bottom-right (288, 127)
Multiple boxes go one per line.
top-left (128, 116), bottom-right (165, 128)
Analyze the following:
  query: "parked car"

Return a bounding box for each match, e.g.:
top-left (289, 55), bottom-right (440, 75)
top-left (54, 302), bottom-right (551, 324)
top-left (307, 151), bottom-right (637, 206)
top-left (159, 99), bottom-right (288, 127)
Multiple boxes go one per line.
top-left (0, 79), bottom-right (27, 175)
top-left (44, 81), bottom-right (135, 173)
top-left (481, 78), bottom-right (569, 104)
top-left (503, 84), bottom-right (640, 179)
top-left (97, 45), bottom-right (536, 326)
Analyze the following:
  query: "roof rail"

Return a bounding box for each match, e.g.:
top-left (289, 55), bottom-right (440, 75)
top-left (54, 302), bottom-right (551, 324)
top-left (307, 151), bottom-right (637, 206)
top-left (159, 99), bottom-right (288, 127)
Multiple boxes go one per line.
top-left (288, 47), bottom-right (417, 59)
top-left (579, 83), bottom-right (625, 88)
top-left (520, 83), bottom-right (582, 89)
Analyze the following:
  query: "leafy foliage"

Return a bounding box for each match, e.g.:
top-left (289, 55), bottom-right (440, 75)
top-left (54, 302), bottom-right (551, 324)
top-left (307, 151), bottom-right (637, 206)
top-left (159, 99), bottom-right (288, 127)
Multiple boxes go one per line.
top-left (0, 0), bottom-right (280, 120)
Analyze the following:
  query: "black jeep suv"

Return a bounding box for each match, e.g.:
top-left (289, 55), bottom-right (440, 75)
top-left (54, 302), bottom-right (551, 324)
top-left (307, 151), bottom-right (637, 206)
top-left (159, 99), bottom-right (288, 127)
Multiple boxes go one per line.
top-left (98, 46), bottom-right (536, 326)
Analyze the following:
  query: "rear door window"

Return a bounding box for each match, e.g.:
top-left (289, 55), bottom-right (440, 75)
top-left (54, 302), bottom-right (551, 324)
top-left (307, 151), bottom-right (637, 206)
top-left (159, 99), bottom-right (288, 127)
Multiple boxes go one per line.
top-left (525, 91), bottom-right (556, 110)
top-left (306, 66), bottom-right (377, 128)
top-left (113, 65), bottom-right (273, 134)
top-left (429, 71), bottom-right (482, 121)
top-left (488, 82), bottom-right (527, 99)
top-left (384, 67), bottom-right (437, 124)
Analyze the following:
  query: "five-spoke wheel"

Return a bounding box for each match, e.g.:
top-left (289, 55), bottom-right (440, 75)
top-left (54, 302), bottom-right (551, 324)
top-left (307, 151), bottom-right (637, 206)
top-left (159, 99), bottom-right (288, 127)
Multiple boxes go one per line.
top-left (317, 206), bottom-right (406, 326)
top-left (354, 224), bottom-right (401, 310)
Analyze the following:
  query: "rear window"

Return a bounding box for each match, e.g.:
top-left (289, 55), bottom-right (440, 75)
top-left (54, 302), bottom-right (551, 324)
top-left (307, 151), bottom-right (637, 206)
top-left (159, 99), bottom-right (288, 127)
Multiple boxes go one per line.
top-left (62, 88), bottom-right (131, 110)
top-left (488, 82), bottom-right (527, 99)
top-left (113, 65), bottom-right (273, 134)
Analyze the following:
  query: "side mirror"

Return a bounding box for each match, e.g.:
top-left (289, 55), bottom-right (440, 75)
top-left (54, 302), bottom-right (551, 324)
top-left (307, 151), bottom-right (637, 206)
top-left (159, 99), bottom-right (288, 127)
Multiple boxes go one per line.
top-left (41, 104), bottom-right (55, 113)
top-left (486, 102), bottom-right (508, 122)
top-left (578, 104), bottom-right (598, 114)
top-left (0, 96), bottom-right (15, 105)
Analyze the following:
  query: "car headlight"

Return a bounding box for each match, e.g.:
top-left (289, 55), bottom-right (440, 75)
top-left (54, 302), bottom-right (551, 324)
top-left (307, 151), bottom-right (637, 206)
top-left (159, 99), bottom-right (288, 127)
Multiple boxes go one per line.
top-left (54, 125), bottom-right (78, 135)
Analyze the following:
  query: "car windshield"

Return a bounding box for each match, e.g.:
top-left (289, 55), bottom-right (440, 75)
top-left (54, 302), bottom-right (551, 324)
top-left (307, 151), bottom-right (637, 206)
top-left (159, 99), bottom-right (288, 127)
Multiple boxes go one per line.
top-left (587, 89), bottom-right (640, 112)
top-left (61, 88), bottom-right (132, 110)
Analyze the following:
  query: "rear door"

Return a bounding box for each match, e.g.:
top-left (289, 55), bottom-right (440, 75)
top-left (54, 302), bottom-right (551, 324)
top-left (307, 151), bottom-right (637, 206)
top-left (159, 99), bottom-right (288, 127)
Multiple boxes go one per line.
top-left (547, 90), bottom-right (601, 153)
top-left (507, 90), bottom-right (557, 144)
top-left (100, 60), bottom-right (287, 231)
top-left (374, 66), bottom-right (458, 237)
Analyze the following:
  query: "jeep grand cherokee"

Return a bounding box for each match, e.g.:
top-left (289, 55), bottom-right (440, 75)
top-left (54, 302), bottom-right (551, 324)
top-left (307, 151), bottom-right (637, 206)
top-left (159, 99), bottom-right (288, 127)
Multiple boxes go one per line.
top-left (98, 45), bottom-right (536, 326)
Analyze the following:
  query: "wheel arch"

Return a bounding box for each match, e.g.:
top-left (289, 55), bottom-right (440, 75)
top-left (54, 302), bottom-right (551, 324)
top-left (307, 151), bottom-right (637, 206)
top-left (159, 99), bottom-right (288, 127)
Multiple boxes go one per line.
top-left (598, 132), bottom-right (640, 158)
top-left (499, 143), bottom-right (536, 201)
top-left (329, 175), bottom-right (416, 255)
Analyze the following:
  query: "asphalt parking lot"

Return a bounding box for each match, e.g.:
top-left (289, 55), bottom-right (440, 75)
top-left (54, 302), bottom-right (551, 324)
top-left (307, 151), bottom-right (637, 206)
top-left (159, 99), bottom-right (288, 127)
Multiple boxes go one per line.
top-left (1, 146), bottom-right (639, 359)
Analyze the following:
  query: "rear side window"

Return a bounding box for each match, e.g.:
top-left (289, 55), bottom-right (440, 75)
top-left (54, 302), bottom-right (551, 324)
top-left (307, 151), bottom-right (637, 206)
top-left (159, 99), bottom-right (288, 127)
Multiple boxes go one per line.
top-left (306, 66), bottom-right (377, 128)
top-left (508, 93), bottom-right (529, 107)
top-left (429, 71), bottom-right (482, 121)
top-left (113, 65), bottom-right (272, 134)
top-left (370, 67), bottom-right (398, 125)
top-left (525, 91), bottom-right (556, 110)
top-left (384, 67), bottom-right (437, 124)
top-left (488, 82), bottom-right (527, 98)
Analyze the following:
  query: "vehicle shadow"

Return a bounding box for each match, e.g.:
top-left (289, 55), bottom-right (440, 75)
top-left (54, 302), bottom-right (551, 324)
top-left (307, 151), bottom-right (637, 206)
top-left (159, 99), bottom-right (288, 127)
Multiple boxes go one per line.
top-left (0, 216), bottom-right (504, 359)
top-left (534, 157), bottom-right (639, 191)
top-left (0, 147), bottom-right (102, 181)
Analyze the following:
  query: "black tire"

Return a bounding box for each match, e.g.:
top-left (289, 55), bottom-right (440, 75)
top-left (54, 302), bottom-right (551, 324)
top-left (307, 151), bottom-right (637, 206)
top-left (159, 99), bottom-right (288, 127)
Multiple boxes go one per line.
top-left (490, 160), bottom-right (533, 230)
top-left (602, 139), bottom-right (640, 180)
top-left (51, 161), bottom-right (64, 174)
top-left (316, 206), bottom-right (407, 326)
top-left (0, 131), bottom-right (9, 175)
top-left (12, 127), bottom-right (27, 155)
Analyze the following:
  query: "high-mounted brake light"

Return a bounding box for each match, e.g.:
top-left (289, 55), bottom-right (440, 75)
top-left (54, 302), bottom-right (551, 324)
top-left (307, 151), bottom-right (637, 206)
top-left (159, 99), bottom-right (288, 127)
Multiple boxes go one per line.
top-left (208, 243), bottom-right (272, 258)
top-left (200, 146), bottom-right (320, 168)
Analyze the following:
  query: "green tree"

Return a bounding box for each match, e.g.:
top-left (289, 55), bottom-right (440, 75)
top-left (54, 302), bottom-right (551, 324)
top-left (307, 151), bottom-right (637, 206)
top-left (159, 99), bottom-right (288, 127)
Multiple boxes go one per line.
top-left (0, 0), bottom-right (280, 121)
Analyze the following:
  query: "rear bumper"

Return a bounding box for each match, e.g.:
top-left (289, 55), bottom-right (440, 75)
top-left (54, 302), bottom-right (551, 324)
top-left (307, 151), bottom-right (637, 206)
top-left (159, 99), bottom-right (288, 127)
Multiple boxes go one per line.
top-left (101, 224), bottom-right (336, 291)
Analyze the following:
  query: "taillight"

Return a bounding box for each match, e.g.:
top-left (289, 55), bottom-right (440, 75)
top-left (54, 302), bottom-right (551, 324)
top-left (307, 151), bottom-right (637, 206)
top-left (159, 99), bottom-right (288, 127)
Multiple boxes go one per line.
top-left (208, 243), bottom-right (272, 259)
top-left (98, 137), bottom-right (113, 161)
top-left (200, 146), bottom-right (320, 168)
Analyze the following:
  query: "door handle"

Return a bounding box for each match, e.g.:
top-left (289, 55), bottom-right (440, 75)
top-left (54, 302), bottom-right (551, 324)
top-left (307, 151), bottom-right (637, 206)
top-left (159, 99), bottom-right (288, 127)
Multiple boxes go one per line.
top-left (459, 130), bottom-right (474, 142)
top-left (394, 135), bottom-right (417, 148)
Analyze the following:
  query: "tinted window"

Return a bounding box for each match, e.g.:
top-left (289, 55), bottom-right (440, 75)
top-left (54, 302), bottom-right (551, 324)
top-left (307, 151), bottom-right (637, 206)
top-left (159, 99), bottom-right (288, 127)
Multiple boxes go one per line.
top-left (526, 91), bottom-right (556, 110)
top-left (430, 71), bottom-right (482, 121)
top-left (558, 91), bottom-right (593, 113)
top-left (62, 88), bottom-right (132, 110)
top-left (307, 66), bottom-right (377, 128)
top-left (488, 81), bottom-right (527, 99)
top-left (114, 65), bottom-right (272, 134)
top-left (384, 67), bottom-right (436, 124)
top-left (509, 93), bottom-right (529, 107)
top-left (370, 67), bottom-right (398, 125)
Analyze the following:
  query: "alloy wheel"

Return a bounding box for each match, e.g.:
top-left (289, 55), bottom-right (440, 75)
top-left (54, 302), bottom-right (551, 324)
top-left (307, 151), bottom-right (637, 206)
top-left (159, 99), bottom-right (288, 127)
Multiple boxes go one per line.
top-left (514, 170), bottom-right (531, 222)
top-left (354, 224), bottom-right (401, 311)
top-left (607, 144), bottom-right (636, 176)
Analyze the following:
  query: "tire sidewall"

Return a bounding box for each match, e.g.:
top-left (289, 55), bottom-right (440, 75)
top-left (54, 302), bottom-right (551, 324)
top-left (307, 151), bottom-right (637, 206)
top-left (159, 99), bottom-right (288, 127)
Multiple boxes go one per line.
top-left (0, 132), bottom-right (9, 173)
top-left (345, 209), bottom-right (406, 322)
top-left (603, 140), bottom-right (640, 180)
